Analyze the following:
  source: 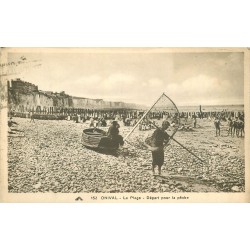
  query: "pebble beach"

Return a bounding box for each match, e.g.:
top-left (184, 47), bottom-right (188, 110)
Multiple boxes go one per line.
top-left (8, 117), bottom-right (245, 193)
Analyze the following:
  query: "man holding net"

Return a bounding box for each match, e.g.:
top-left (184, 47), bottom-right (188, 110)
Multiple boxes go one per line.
top-left (145, 120), bottom-right (171, 176)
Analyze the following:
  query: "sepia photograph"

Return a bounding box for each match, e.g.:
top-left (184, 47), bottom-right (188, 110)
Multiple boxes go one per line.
top-left (0, 47), bottom-right (249, 202)
top-left (1, 2), bottom-right (250, 250)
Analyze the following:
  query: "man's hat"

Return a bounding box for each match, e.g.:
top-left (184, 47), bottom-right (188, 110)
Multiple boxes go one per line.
top-left (162, 120), bottom-right (170, 127)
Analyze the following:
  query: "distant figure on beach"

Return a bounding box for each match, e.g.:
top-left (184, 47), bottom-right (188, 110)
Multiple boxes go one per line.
top-left (199, 105), bottom-right (203, 119)
top-left (239, 118), bottom-right (245, 137)
top-left (227, 117), bottom-right (233, 136)
top-left (238, 117), bottom-right (244, 137)
top-left (89, 117), bottom-right (94, 127)
top-left (76, 114), bottom-right (80, 123)
top-left (29, 112), bottom-right (35, 123)
top-left (231, 117), bottom-right (238, 137)
top-left (93, 119), bottom-right (98, 128)
top-left (214, 117), bottom-right (221, 136)
top-left (10, 109), bottom-right (15, 118)
top-left (233, 117), bottom-right (244, 137)
top-left (115, 114), bottom-right (120, 121)
top-left (80, 114), bottom-right (85, 123)
top-left (193, 114), bottom-right (197, 128)
top-left (101, 118), bottom-right (107, 127)
top-left (144, 120), bottom-right (170, 176)
top-left (8, 117), bottom-right (18, 132)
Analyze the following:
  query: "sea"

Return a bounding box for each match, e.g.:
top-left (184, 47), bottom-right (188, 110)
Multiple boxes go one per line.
top-left (178, 104), bottom-right (244, 113)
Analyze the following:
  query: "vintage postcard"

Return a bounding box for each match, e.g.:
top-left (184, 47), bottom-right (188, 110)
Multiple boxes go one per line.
top-left (0, 48), bottom-right (249, 202)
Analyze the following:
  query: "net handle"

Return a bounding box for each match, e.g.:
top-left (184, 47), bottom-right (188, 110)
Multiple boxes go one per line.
top-left (162, 92), bottom-right (180, 138)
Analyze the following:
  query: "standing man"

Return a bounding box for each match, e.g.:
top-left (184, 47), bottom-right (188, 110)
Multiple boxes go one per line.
top-left (227, 117), bottom-right (233, 136)
top-left (145, 120), bottom-right (170, 176)
top-left (30, 112), bottom-right (35, 123)
top-left (234, 117), bottom-right (240, 137)
top-left (193, 113), bottom-right (197, 128)
top-left (214, 116), bottom-right (221, 136)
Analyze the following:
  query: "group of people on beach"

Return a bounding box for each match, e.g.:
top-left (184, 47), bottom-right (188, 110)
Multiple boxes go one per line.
top-left (214, 115), bottom-right (244, 137)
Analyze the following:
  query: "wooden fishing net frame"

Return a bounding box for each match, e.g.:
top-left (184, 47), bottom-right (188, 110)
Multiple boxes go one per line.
top-left (124, 92), bottom-right (180, 142)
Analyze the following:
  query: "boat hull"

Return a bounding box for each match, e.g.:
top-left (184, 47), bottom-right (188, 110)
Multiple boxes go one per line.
top-left (81, 128), bottom-right (119, 150)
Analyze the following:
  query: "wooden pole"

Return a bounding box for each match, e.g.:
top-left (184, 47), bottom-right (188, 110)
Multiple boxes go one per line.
top-left (149, 121), bottom-right (205, 163)
top-left (171, 137), bottom-right (205, 163)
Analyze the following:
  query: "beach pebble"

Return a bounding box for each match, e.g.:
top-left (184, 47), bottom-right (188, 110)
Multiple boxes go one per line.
top-left (231, 186), bottom-right (240, 192)
top-left (33, 182), bottom-right (41, 189)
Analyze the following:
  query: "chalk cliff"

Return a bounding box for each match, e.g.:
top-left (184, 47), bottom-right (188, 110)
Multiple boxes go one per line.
top-left (8, 79), bottom-right (144, 112)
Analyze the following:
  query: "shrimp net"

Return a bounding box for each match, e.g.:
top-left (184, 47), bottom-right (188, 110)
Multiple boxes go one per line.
top-left (123, 93), bottom-right (180, 149)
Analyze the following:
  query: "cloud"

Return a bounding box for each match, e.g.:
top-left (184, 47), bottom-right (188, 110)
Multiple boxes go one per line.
top-left (65, 73), bottom-right (167, 105)
top-left (64, 73), bottom-right (137, 101)
top-left (102, 73), bottom-right (136, 91)
top-left (165, 74), bottom-right (241, 105)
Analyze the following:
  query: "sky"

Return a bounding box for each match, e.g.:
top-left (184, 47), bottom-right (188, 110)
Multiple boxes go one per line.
top-left (7, 49), bottom-right (244, 107)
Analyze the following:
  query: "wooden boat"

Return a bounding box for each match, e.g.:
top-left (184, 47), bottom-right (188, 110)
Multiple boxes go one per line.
top-left (81, 128), bottom-right (120, 150)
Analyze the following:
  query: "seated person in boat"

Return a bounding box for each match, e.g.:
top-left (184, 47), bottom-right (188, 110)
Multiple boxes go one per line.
top-left (107, 121), bottom-right (124, 146)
